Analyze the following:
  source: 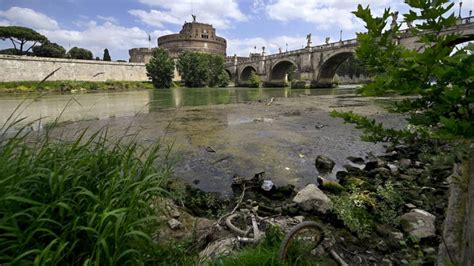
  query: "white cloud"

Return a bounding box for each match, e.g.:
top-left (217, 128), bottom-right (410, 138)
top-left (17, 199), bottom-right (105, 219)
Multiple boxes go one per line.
top-left (131, 0), bottom-right (247, 29)
top-left (265, 0), bottom-right (404, 31)
top-left (0, 20), bottom-right (10, 26)
top-left (41, 22), bottom-right (173, 59)
top-left (97, 15), bottom-right (118, 24)
top-left (0, 7), bottom-right (59, 30)
top-left (129, 9), bottom-right (181, 28)
top-left (226, 35), bottom-right (318, 56)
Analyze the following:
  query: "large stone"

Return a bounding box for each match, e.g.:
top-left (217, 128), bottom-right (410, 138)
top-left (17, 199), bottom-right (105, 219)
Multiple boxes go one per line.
top-left (199, 237), bottom-right (239, 263)
top-left (400, 209), bottom-right (436, 239)
top-left (315, 155), bottom-right (335, 173)
top-left (292, 184), bottom-right (332, 213)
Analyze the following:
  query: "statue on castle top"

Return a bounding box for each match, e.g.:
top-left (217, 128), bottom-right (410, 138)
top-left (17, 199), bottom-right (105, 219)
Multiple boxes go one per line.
top-left (192, 14), bottom-right (196, 22)
top-left (306, 33), bottom-right (312, 47)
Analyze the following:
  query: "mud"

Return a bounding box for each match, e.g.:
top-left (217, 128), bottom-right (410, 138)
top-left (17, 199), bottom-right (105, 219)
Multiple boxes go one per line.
top-left (57, 94), bottom-right (405, 197)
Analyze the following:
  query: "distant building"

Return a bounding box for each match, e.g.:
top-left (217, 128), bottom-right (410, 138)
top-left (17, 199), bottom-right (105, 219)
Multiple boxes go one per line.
top-left (129, 16), bottom-right (227, 64)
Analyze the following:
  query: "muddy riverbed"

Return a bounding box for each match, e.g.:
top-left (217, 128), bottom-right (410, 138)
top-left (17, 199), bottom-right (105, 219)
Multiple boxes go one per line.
top-left (52, 92), bottom-right (405, 197)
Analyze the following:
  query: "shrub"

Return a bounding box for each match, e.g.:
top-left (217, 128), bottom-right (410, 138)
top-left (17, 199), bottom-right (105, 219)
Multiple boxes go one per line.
top-left (248, 71), bottom-right (261, 88)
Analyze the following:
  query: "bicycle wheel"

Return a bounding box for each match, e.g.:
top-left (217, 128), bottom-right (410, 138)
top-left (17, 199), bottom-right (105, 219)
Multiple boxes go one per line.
top-left (278, 221), bottom-right (325, 264)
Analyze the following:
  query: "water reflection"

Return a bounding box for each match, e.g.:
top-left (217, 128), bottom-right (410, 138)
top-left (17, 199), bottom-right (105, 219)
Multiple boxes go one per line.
top-left (0, 86), bottom-right (357, 130)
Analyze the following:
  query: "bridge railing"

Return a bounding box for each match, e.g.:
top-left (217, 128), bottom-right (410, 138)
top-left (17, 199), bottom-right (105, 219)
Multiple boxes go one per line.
top-left (264, 38), bottom-right (358, 59)
top-left (458, 16), bottom-right (474, 25)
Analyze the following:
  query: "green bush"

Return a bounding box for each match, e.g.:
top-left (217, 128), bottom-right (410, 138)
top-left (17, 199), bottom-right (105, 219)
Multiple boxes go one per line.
top-left (290, 80), bottom-right (307, 89)
top-left (0, 114), bottom-right (172, 264)
top-left (248, 71), bottom-right (261, 88)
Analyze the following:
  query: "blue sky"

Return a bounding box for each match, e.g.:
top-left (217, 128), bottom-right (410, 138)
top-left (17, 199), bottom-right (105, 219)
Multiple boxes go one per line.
top-left (0, 0), bottom-right (471, 60)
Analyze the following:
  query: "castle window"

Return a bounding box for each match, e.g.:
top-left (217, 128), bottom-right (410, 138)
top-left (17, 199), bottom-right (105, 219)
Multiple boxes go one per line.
top-left (201, 34), bottom-right (209, 39)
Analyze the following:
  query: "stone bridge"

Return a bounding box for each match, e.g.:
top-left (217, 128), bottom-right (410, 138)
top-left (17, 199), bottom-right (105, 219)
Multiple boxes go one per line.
top-left (225, 16), bottom-right (474, 87)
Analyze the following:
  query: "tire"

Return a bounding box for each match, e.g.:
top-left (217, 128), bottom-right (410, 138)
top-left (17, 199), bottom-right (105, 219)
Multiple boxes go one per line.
top-left (278, 221), bottom-right (325, 263)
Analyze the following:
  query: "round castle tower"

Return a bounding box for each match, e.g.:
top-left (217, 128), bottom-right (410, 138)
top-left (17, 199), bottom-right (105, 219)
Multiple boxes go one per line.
top-left (129, 16), bottom-right (227, 63)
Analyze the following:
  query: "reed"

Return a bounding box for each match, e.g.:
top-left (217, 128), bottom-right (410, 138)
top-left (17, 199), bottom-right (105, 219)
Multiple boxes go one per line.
top-left (0, 105), bottom-right (172, 264)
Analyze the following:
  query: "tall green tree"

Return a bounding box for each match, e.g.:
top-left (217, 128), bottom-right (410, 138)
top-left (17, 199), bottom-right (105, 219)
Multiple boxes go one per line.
top-left (177, 51), bottom-right (209, 87)
top-left (0, 26), bottom-right (48, 55)
top-left (103, 48), bottom-right (111, 61)
top-left (342, 0), bottom-right (473, 139)
top-left (146, 48), bottom-right (174, 88)
top-left (67, 47), bottom-right (93, 60)
top-left (32, 41), bottom-right (66, 58)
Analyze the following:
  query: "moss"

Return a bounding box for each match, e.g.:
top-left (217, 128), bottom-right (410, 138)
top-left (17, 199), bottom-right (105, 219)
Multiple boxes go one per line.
top-left (320, 181), bottom-right (345, 194)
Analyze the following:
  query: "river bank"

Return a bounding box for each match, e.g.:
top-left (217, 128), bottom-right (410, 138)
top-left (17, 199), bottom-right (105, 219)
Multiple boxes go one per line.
top-left (1, 89), bottom-right (463, 264)
top-left (0, 80), bottom-right (155, 92)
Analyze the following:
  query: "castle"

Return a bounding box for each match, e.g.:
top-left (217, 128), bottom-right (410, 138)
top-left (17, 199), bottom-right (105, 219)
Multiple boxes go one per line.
top-left (129, 16), bottom-right (227, 63)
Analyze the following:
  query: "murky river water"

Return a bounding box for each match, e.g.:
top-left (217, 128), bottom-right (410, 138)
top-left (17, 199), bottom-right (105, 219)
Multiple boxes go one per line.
top-left (0, 86), bottom-right (356, 129)
top-left (0, 85), bottom-right (397, 196)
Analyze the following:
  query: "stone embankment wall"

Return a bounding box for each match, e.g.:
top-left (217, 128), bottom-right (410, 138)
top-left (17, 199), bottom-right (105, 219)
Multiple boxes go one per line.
top-left (0, 55), bottom-right (148, 82)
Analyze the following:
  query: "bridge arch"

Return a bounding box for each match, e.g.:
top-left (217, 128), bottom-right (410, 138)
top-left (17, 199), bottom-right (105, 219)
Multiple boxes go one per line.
top-left (269, 59), bottom-right (299, 83)
top-left (239, 65), bottom-right (257, 82)
top-left (317, 51), bottom-right (354, 87)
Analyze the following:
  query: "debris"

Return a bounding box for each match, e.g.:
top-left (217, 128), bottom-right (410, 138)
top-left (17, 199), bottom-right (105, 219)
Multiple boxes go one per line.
top-left (205, 146), bottom-right (216, 153)
top-left (266, 97), bottom-right (274, 106)
top-left (261, 180), bottom-right (274, 191)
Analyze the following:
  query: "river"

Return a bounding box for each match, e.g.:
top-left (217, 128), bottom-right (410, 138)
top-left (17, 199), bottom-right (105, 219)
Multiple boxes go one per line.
top-left (0, 86), bottom-right (356, 129)
top-left (0, 86), bottom-right (399, 196)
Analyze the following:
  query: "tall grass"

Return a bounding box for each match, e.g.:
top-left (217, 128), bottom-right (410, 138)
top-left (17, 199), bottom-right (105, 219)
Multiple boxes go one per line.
top-left (0, 107), bottom-right (172, 264)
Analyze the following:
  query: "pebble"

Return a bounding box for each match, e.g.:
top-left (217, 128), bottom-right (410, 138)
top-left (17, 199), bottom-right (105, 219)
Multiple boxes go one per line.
top-left (168, 218), bottom-right (182, 230)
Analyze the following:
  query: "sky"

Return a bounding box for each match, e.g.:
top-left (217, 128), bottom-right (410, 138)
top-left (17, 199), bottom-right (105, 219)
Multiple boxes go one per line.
top-left (0, 0), bottom-right (472, 60)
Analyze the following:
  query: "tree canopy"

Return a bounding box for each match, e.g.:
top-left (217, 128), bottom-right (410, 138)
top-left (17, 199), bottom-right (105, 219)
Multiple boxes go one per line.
top-left (146, 48), bottom-right (174, 88)
top-left (67, 47), bottom-right (93, 60)
top-left (103, 48), bottom-right (111, 61)
top-left (0, 26), bottom-right (48, 55)
top-left (339, 0), bottom-right (474, 139)
top-left (32, 42), bottom-right (66, 58)
top-left (177, 52), bottom-right (229, 87)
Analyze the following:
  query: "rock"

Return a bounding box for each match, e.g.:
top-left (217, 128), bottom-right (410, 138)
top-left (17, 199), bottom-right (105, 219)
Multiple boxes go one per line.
top-left (261, 180), bottom-right (274, 191)
top-left (347, 156), bottom-right (365, 164)
top-left (364, 159), bottom-right (379, 171)
top-left (405, 203), bottom-right (416, 209)
top-left (400, 209), bottom-right (436, 239)
top-left (399, 159), bottom-right (412, 168)
top-left (336, 171), bottom-right (349, 179)
top-left (315, 155), bottom-right (335, 173)
top-left (292, 184), bottom-right (332, 213)
top-left (317, 176), bottom-right (344, 194)
top-left (199, 237), bottom-right (239, 262)
top-left (168, 218), bottom-right (182, 230)
top-left (387, 163), bottom-right (398, 174)
top-left (171, 209), bottom-right (181, 218)
top-left (368, 167), bottom-right (392, 179)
